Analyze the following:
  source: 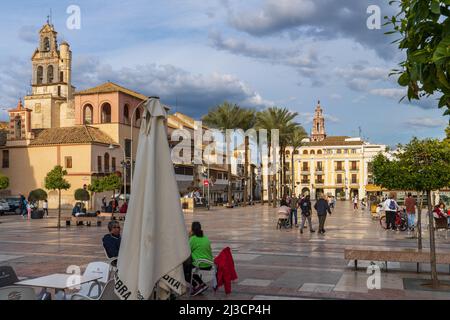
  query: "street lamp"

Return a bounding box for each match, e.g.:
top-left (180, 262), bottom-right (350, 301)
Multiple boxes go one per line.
top-left (109, 144), bottom-right (128, 203)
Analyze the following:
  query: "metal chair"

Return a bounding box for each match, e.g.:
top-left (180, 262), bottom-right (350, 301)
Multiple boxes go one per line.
top-left (0, 266), bottom-right (19, 288)
top-left (189, 258), bottom-right (216, 296)
top-left (0, 286), bottom-right (36, 300)
top-left (71, 280), bottom-right (119, 300)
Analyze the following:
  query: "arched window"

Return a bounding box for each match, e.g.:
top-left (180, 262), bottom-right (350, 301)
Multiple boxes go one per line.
top-left (303, 150), bottom-right (308, 155)
top-left (310, 150), bottom-right (316, 155)
top-left (104, 153), bottom-right (110, 173)
top-left (43, 37), bottom-right (50, 51)
top-left (83, 104), bottom-right (93, 125)
top-left (14, 116), bottom-right (22, 139)
top-left (294, 150), bottom-right (299, 155)
top-left (317, 123), bottom-right (320, 132)
top-left (47, 65), bottom-right (54, 83)
top-left (135, 108), bottom-right (141, 126)
top-left (286, 150), bottom-right (290, 156)
top-left (101, 103), bottom-right (112, 123)
top-left (124, 104), bottom-right (130, 125)
top-left (317, 150), bottom-right (323, 155)
top-left (37, 66), bottom-right (44, 84)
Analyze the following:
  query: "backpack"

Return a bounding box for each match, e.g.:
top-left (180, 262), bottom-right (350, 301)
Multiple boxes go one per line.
top-left (388, 200), bottom-right (396, 211)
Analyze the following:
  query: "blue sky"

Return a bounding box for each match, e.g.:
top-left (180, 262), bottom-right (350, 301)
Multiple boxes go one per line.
top-left (0, 0), bottom-right (448, 146)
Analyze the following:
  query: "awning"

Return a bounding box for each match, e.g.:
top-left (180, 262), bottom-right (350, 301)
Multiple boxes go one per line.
top-left (365, 184), bottom-right (383, 192)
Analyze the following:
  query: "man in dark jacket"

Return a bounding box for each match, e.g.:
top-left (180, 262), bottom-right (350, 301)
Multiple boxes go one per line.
top-left (102, 221), bottom-right (121, 265)
top-left (314, 194), bottom-right (332, 234)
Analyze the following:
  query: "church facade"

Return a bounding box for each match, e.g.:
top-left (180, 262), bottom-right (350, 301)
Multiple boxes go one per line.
top-left (0, 23), bottom-right (145, 209)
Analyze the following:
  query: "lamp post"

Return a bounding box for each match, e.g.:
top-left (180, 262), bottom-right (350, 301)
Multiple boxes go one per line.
top-left (109, 144), bottom-right (128, 203)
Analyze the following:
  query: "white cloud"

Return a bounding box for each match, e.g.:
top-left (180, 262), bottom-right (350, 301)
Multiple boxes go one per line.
top-left (404, 117), bottom-right (448, 129)
top-left (369, 88), bottom-right (405, 100)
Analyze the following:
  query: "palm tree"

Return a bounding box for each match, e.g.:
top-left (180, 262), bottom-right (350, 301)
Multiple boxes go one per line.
top-left (287, 127), bottom-right (308, 195)
top-left (203, 102), bottom-right (249, 208)
top-left (256, 107), bottom-right (299, 207)
top-left (240, 109), bottom-right (256, 206)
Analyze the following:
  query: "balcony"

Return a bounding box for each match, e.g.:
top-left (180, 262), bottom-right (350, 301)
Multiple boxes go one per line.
top-left (335, 180), bottom-right (344, 185)
top-left (301, 168), bottom-right (310, 173)
top-left (315, 180), bottom-right (325, 185)
top-left (350, 166), bottom-right (359, 172)
top-left (301, 180), bottom-right (310, 184)
top-left (315, 167), bottom-right (324, 174)
top-left (335, 166), bottom-right (345, 172)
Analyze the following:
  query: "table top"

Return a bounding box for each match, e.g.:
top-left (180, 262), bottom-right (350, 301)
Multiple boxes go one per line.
top-left (16, 273), bottom-right (102, 290)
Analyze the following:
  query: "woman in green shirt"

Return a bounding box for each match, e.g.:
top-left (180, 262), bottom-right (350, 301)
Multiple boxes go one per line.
top-left (184, 221), bottom-right (213, 296)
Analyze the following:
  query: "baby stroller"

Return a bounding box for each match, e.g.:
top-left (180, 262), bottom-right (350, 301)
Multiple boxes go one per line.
top-left (276, 209), bottom-right (291, 229)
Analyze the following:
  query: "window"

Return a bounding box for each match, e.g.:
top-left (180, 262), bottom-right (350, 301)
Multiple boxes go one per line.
top-left (336, 161), bottom-right (343, 171)
top-left (125, 139), bottom-right (132, 158)
top-left (57, 86), bottom-right (61, 96)
top-left (310, 150), bottom-right (315, 155)
top-left (104, 153), bottom-right (110, 173)
top-left (83, 105), bottom-right (93, 125)
top-left (317, 150), bottom-right (323, 155)
top-left (302, 162), bottom-right (309, 171)
top-left (351, 174), bottom-right (357, 184)
top-left (47, 65), bottom-right (54, 83)
top-left (285, 150), bottom-right (290, 156)
top-left (112, 157), bottom-right (116, 172)
top-left (101, 103), bottom-right (112, 123)
top-left (60, 71), bottom-right (64, 82)
top-left (337, 149), bottom-right (342, 154)
top-left (302, 175), bottom-right (309, 183)
top-left (303, 150), bottom-right (308, 155)
top-left (97, 156), bottom-right (102, 172)
top-left (2, 150), bottom-right (9, 168)
top-left (351, 149), bottom-right (357, 154)
top-left (124, 104), bottom-right (130, 125)
top-left (37, 66), bottom-right (44, 84)
top-left (14, 116), bottom-right (22, 139)
top-left (35, 103), bottom-right (41, 113)
top-left (135, 108), bottom-right (141, 126)
top-left (65, 156), bottom-right (72, 169)
top-left (351, 161), bottom-right (358, 171)
top-left (43, 37), bottom-right (50, 51)
top-left (336, 174), bottom-right (343, 184)
top-left (316, 162), bottom-right (323, 171)
top-left (294, 150), bottom-right (299, 155)
top-left (317, 175), bottom-right (324, 184)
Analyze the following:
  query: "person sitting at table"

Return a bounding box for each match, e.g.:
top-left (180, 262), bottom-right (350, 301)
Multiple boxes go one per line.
top-left (102, 221), bottom-right (121, 266)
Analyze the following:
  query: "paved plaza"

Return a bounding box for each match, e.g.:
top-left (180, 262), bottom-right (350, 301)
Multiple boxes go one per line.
top-left (1, 201), bottom-right (450, 300)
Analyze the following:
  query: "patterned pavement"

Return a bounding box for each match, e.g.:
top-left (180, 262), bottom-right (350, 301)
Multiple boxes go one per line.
top-left (1, 201), bottom-right (450, 300)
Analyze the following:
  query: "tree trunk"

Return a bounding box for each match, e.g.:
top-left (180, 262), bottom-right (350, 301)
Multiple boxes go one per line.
top-left (227, 164), bottom-right (232, 208)
top-left (57, 189), bottom-right (61, 229)
top-left (417, 192), bottom-right (423, 250)
top-left (427, 190), bottom-right (439, 288)
top-left (243, 136), bottom-right (249, 207)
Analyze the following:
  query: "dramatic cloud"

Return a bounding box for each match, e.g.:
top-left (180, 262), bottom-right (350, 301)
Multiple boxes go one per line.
top-left (224, 0), bottom-right (399, 60)
top-left (404, 117), bottom-right (448, 129)
top-left (0, 57), bottom-right (29, 117)
top-left (209, 31), bottom-right (321, 80)
top-left (73, 55), bottom-right (273, 116)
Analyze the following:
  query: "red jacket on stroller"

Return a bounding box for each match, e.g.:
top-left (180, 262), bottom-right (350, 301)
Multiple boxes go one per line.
top-left (214, 247), bottom-right (238, 294)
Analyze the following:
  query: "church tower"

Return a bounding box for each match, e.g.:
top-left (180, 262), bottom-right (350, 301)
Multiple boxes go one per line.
top-left (311, 101), bottom-right (326, 142)
top-left (24, 21), bottom-right (75, 129)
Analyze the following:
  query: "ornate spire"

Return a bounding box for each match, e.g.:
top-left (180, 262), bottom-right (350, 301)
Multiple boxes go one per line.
top-left (17, 99), bottom-right (23, 110)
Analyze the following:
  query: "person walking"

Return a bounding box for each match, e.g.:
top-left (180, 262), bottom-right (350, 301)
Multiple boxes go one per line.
top-left (43, 199), bottom-right (49, 217)
top-left (383, 192), bottom-right (399, 231)
top-left (404, 193), bottom-right (416, 231)
top-left (353, 195), bottom-right (358, 210)
top-left (314, 194), bottom-right (332, 234)
top-left (299, 195), bottom-right (315, 234)
top-left (26, 201), bottom-right (32, 220)
top-left (289, 193), bottom-right (299, 228)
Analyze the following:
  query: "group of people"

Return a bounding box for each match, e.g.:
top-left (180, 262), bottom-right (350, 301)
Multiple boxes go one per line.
top-left (433, 201), bottom-right (450, 227)
top-left (18, 194), bottom-right (49, 219)
top-left (101, 196), bottom-right (128, 214)
top-left (102, 220), bottom-right (215, 297)
top-left (278, 193), bottom-right (333, 234)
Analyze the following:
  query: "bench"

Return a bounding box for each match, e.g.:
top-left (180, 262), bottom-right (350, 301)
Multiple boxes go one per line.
top-left (345, 247), bottom-right (450, 273)
top-left (99, 212), bottom-right (126, 221)
top-left (65, 216), bottom-right (106, 227)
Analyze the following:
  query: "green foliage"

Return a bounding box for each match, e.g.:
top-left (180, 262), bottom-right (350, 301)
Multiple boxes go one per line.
top-left (0, 175), bottom-right (9, 190)
top-left (101, 174), bottom-right (122, 192)
top-left (255, 107), bottom-right (300, 146)
top-left (372, 138), bottom-right (450, 192)
top-left (88, 179), bottom-right (104, 193)
top-left (74, 188), bottom-right (90, 201)
top-left (44, 165), bottom-right (71, 191)
top-left (28, 189), bottom-right (48, 202)
top-left (386, 0), bottom-right (450, 115)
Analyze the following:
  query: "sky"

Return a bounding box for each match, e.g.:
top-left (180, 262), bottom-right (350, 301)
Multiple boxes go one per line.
top-left (0, 0), bottom-right (448, 147)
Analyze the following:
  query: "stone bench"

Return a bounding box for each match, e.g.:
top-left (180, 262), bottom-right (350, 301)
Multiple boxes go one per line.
top-left (344, 247), bottom-right (450, 273)
top-left (65, 216), bottom-right (106, 227)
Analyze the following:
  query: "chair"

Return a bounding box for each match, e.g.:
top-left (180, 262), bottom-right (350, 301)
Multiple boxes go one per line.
top-left (0, 266), bottom-right (19, 288)
top-left (0, 286), bottom-right (36, 300)
top-left (62, 262), bottom-right (110, 300)
top-left (103, 248), bottom-right (118, 279)
top-left (71, 280), bottom-right (119, 300)
top-left (189, 258), bottom-right (216, 296)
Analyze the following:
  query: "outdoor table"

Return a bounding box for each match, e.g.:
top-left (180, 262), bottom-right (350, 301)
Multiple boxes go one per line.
top-left (16, 273), bottom-right (102, 300)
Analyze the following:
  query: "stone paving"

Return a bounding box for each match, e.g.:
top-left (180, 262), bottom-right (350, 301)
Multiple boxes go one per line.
top-left (1, 201), bottom-right (450, 300)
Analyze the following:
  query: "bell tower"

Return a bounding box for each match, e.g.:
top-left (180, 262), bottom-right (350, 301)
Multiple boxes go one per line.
top-left (24, 21), bottom-right (75, 129)
top-left (311, 101), bottom-right (326, 142)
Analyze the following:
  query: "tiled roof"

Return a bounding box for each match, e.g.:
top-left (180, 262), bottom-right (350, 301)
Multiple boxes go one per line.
top-left (30, 126), bottom-right (116, 146)
top-left (75, 82), bottom-right (148, 101)
top-left (306, 136), bottom-right (364, 147)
